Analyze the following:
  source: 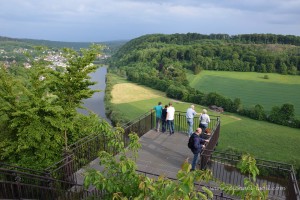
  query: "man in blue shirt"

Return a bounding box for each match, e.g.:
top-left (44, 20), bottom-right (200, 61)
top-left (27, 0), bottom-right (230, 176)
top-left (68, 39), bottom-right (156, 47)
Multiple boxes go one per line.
top-left (186, 105), bottom-right (198, 137)
top-left (153, 102), bottom-right (163, 132)
top-left (190, 128), bottom-right (209, 171)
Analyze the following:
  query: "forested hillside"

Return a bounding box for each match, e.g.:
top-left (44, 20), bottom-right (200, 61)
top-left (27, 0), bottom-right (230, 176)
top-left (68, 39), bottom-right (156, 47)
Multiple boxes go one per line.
top-left (0, 36), bottom-right (126, 54)
top-left (109, 33), bottom-right (300, 128)
top-left (112, 33), bottom-right (300, 75)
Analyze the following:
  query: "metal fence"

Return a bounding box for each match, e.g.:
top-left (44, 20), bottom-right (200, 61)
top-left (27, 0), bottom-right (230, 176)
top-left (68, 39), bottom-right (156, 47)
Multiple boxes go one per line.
top-left (1, 110), bottom-right (299, 200)
top-left (0, 111), bottom-right (155, 199)
top-left (205, 151), bottom-right (300, 200)
top-left (136, 169), bottom-right (237, 200)
top-left (49, 110), bottom-right (155, 180)
top-left (167, 111), bottom-right (220, 134)
top-left (0, 162), bottom-right (103, 199)
top-left (171, 111), bottom-right (221, 171)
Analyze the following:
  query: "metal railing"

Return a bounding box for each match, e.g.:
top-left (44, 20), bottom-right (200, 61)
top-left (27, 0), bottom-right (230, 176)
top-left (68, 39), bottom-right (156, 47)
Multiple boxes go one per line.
top-left (0, 166), bottom-right (103, 200)
top-left (1, 110), bottom-right (299, 200)
top-left (171, 111), bottom-right (220, 134)
top-left (136, 169), bottom-right (237, 200)
top-left (205, 151), bottom-right (300, 200)
top-left (169, 111), bottom-right (221, 170)
top-left (38, 111), bottom-right (156, 195)
top-left (0, 111), bottom-right (155, 199)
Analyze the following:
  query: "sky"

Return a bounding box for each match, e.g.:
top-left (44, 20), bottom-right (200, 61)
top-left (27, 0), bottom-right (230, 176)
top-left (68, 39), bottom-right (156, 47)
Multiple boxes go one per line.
top-left (1, 0), bottom-right (300, 42)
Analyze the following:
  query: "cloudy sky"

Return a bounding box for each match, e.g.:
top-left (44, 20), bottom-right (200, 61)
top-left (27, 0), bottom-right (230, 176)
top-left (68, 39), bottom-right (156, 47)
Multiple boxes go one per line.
top-left (1, 0), bottom-right (299, 42)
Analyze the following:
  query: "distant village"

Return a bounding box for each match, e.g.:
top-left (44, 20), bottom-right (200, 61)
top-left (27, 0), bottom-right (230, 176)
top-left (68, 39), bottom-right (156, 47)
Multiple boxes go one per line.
top-left (0, 47), bottom-right (109, 69)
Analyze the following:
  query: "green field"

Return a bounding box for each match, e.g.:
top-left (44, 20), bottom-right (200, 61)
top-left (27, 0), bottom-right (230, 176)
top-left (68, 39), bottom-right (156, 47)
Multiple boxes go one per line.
top-left (109, 74), bottom-right (300, 166)
top-left (187, 71), bottom-right (300, 118)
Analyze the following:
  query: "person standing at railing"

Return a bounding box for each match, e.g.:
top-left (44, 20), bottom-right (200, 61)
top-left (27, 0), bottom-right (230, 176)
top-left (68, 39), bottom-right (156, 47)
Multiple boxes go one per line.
top-left (200, 128), bottom-right (212, 140)
top-left (166, 102), bottom-right (175, 135)
top-left (199, 109), bottom-right (210, 133)
top-left (186, 104), bottom-right (199, 137)
top-left (153, 102), bottom-right (163, 132)
top-left (189, 128), bottom-right (209, 171)
top-left (161, 104), bottom-right (168, 133)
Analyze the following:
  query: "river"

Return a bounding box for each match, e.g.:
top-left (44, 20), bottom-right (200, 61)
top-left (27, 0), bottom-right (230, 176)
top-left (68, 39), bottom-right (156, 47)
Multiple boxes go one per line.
top-left (78, 66), bottom-right (110, 123)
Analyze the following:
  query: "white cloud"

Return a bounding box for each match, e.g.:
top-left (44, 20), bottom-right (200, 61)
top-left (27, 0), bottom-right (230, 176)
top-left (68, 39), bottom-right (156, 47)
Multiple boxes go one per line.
top-left (0, 0), bottom-right (299, 41)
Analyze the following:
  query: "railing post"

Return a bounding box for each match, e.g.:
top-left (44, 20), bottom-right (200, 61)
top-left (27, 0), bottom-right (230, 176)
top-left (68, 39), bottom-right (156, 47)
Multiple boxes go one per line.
top-left (15, 174), bottom-right (21, 199)
top-left (139, 117), bottom-right (141, 137)
top-left (151, 111), bottom-right (154, 129)
top-left (178, 112), bottom-right (181, 132)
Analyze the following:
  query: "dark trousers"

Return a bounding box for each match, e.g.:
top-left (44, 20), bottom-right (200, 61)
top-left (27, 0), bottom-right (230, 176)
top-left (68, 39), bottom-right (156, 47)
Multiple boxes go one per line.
top-left (199, 123), bottom-right (208, 133)
top-left (162, 119), bottom-right (167, 132)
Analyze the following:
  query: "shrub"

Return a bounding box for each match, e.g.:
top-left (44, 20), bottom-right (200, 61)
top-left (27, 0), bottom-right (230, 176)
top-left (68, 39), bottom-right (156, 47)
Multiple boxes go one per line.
top-left (263, 75), bottom-right (269, 79)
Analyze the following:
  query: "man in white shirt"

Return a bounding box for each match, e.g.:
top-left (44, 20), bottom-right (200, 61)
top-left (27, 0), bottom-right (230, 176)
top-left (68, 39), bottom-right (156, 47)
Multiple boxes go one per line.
top-left (166, 102), bottom-right (175, 135)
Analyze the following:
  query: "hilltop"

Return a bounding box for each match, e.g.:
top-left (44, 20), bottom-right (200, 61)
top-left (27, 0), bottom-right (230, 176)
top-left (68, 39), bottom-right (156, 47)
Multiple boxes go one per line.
top-left (0, 35), bottom-right (127, 52)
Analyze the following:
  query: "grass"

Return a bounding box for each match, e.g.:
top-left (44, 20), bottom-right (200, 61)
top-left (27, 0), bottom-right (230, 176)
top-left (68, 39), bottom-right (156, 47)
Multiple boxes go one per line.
top-left (187, 71), bottom-right (300, 118)
top-left (109, 74), bottom-right (300, 165)
top-left (111, 82), bottom-right (166, 104)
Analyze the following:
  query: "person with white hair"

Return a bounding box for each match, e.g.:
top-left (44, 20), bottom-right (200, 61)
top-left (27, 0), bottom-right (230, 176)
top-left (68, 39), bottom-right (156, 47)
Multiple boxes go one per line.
top-left (186, 104), bottom-right (198, 137)
top-left (199, 109), bottom-right (210, 133)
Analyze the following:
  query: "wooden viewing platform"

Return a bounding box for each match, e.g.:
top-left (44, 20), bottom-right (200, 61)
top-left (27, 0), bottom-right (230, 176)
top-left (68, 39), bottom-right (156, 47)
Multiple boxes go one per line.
top-left (1, 111), bottom-right (299, 199)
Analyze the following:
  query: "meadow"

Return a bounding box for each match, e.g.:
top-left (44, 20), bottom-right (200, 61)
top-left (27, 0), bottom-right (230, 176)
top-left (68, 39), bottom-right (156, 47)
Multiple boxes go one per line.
top-left (187, 71), bottom-right (300, 118)
top-left (109, 74), bottom-right (300, 166)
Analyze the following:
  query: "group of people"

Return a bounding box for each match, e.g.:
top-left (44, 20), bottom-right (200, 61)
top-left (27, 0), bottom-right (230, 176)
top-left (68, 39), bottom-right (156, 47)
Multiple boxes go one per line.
top-left (153, 102), bottom-right (175, 135)
top-left (186, 105), bottom-right (211, 137)
top-left (153, 102), bottom-right (211, 171)
top-left (186, 105), bottom-right (211, 170)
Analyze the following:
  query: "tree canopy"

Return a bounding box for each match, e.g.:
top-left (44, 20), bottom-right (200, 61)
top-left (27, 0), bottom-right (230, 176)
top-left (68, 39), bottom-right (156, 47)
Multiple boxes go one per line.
top-left (0, 45), bottom-right (107, 169)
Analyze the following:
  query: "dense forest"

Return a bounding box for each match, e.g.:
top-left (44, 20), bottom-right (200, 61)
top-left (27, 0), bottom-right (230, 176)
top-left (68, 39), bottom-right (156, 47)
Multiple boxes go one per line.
top-left (109, 33), bottom-right (300, 128)
top-left (112, 33), bottom-right (300, 75)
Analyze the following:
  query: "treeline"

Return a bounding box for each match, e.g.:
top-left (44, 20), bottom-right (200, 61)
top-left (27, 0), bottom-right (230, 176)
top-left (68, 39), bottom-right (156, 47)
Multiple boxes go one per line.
top-left (109, 33), bottom-right (300, 128)
top-left (111, 66), bottom-right (299, 128)
top-left (0, 35), bottom-right (126, 54)
top-left (113, 34), bottom-right (300, 76)
top-left (138, 33), bottom-right (300, 46)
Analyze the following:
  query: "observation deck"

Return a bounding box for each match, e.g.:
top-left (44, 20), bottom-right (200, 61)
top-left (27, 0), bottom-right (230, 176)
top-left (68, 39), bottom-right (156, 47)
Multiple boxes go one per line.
top-left (0, 111), bottom-right (299, 199)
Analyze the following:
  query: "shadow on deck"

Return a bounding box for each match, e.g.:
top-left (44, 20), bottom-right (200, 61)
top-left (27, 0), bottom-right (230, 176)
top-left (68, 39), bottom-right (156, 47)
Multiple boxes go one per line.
top-left (136, 130), bottom-right (192, 178)
top-left (75, 130), bottom-right (192, 185)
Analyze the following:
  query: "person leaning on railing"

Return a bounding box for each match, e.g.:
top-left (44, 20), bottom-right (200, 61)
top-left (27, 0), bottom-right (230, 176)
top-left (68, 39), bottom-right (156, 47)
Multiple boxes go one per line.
top-left (166, 102), bottom-right (175, 135)
top-left (152, 102), bottom-right (163, 132)
top-left (186, 104), bottom-right (200, 137)
top-left (200, 128), bottom-right (212, 140)
top-left (161, 104), bottom-right (168, 133)
top-left (199, 109), bottom-right (210, 133)
top-left (190, 128), bottom-right (209, 171)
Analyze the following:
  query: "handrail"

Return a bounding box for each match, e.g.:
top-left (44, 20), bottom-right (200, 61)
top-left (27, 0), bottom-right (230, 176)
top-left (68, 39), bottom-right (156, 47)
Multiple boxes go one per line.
top-left (135, 169), bottom-right (236, 200)
top-left (0, 162), bottom-right (45, 175)
top-left (121, 110), bottom-right (153, 129)
top-left (1, 110), bottom-right (299, 200)
top-left (289, 165), bottom-right (300, 200)
top-left (199, 116), bottom-right (220, 169)
top-left (212, 151), bottom-right (293, 171)
top-left (206, 150), bottom-right (300, 199)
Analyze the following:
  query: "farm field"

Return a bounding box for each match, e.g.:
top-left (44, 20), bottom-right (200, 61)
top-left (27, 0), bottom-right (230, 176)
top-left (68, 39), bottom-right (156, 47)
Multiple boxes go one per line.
top-left (109, 74), bottom-right (300, 166)
top-left (187, 71), bottom-right (300, 118)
